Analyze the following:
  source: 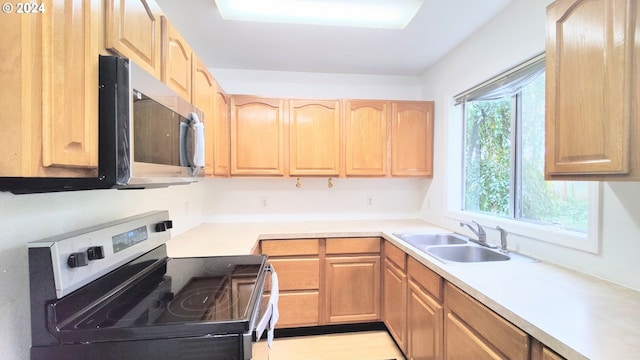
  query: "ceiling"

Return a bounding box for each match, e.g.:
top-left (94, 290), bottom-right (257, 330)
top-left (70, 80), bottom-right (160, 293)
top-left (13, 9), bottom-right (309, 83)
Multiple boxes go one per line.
top-left (155, 0), bottom-right (515, 76)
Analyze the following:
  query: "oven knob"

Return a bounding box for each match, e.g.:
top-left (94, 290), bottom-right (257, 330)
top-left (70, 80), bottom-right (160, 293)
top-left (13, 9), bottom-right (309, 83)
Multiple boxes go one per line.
top-left (87, 246), bottom-right (105, 260)
top-left (67, 252), bottom-right (88, 268)
top-left (154, 220), bottom-right (174, 232)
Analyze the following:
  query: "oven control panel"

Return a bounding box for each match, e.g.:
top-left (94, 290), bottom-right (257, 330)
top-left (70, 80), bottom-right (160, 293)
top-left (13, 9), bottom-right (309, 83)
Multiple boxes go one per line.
top-left (28, 210), bottom-right (172, 298)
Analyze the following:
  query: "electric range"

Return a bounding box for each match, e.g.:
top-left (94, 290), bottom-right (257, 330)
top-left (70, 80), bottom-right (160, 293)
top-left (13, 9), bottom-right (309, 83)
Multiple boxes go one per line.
top-left (28, 211), bottom-right (276, 360)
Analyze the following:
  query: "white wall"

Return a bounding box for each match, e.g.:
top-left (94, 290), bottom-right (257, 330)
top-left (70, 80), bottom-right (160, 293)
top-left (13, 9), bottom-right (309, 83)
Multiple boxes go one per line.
top-left (0, 183), bottom-right (205, 360)
top-left (201, 177), bottom-right (428, 222)
top-left (210, 68), bottom-right (423, 100)
top-left (419, 0), bottom-right (640, 291)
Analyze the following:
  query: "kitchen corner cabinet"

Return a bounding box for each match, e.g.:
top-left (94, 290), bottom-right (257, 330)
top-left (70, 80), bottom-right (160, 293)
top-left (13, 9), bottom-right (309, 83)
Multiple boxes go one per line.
top-left (383, 240), bottom-right (444, 360)
top-left (1, 1), bottom-right (101, 177)
top-left (213, 82), bottom-right (230, 176)
top-left (324, 238), bottom-right (381, 324)
top-left (344, 100), bottom-right (389, 176)
top-left (105, 0), bottom-right (162, 79)
top-left (445, 282), bottom-right (529, 359)
top-left (161, 17), bottom-right (192, 102)
top-left (383, 242), bottom-right (408, 352)
top-left (391, 101), bottom-right (434, 177)
top-left (545, 0), bottom-right (640, 180)
top-left (230, 96), bottom-right (285, 176)
top-left (260, 239), bottom-right (321, 328)
top-left (192, 57), bottom-right (216, 176)
top-left (288, 100), bottom-right (341, 176)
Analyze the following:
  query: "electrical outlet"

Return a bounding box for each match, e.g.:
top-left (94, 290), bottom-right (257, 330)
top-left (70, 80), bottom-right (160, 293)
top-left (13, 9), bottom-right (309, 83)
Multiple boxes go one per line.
top-left (260, 197), bottom-right (268, 207)
top-left (366, 195), bottom-right (373, 206)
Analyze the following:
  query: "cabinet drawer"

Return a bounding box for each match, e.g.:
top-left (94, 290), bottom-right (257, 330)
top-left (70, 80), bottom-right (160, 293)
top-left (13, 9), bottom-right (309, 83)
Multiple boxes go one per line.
top-left (446, 283), bottom-right (529, 360)
top-left (408, 256), bottom-right (443, 302)
top-left (269, 291), bottom-right (319, 328)
top-left (326, 237), bottom-right (380, 254)
top-left (384, 241), bottom-right (406, 271)
top-left (266, 258), bottom-right (319, 291)
top-left (261, 239), bottom-right (319, 256)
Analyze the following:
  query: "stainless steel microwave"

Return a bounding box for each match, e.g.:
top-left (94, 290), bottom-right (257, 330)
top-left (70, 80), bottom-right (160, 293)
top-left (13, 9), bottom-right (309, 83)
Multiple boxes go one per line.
top-left (0, 55), bottom-right (205, 194)
top-left (99, 55), bottom-right (205, 187)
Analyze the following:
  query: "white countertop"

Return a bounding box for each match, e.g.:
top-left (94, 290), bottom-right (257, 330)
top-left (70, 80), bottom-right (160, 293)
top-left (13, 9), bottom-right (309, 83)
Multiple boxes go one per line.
top-left (167, 219), bottom-right (640, 360)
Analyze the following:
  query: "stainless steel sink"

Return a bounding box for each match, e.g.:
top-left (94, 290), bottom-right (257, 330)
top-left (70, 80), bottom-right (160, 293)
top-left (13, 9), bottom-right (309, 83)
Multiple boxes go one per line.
top-left (426, 245), bottom-right (510, 263)
top-left (394, 233), bottom-right (468, 247)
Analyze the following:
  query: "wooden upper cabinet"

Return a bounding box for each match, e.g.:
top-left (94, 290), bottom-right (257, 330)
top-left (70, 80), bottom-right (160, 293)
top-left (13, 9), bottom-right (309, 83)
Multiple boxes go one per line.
top-left (230, 96), bottom-right (285, 176)
top-left (391, 101), bottom-right (434, 177)
top-left (213, 82), bottom-right (230, 176)
top-left (289, 100), bottom-right (341, 176)
top-left (344, 100), bottom-right (389, 176)
top-left (546, 0), bottom-right (637, 178)
top-left (161, 16), bottom-right (192, 101)
top-left (41, 1), bottom-right (100, 171)
top-left (105, 0), bottom-right (162, 79)
top-left (192, 57), bottom-right (216, 176)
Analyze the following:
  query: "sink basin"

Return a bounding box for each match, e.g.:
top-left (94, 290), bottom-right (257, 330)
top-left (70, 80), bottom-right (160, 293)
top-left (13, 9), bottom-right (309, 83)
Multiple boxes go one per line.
top-left (394, 233), bottom-right (468, 247)
top-left (426, 245), bottom-right (510, 263)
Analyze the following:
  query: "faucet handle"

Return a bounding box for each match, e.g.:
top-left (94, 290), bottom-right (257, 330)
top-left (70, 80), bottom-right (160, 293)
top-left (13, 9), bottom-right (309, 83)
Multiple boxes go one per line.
top-left (496, 226), bottom-right (508, 253)
top-left (472, 220), bottom-right (486, 235)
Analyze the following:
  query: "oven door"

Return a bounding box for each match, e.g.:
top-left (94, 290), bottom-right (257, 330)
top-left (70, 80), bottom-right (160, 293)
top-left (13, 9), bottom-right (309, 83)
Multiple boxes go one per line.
top-left (244, 264), bottom-right (279, 359)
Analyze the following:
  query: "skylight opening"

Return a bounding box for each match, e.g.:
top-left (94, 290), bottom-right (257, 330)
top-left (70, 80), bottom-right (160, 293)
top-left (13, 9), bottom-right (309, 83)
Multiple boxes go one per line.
top-left (214, 0), bottom-right (425, 29)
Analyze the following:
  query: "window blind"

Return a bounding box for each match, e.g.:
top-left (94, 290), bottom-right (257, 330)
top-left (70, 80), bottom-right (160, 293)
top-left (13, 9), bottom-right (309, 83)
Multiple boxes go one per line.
top-left (453, 53), bottom-right (545, 106)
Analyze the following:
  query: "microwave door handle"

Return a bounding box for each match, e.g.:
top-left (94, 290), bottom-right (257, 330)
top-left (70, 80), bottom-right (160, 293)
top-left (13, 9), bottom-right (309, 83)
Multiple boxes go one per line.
top-left (190, 112), bottom-right (205, 172)
top-left (179, 120), bottom-right (191, 169)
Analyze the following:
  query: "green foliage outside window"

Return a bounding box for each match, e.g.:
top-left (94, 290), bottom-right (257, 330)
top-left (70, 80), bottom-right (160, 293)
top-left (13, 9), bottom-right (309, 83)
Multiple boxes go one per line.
top-left (463, 73), bottom-right (588, 232)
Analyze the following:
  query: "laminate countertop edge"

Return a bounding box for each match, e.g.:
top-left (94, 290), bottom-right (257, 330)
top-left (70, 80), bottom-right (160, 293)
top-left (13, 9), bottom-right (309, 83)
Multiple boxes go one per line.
top-left (167, 219), bottom-right (640, 360)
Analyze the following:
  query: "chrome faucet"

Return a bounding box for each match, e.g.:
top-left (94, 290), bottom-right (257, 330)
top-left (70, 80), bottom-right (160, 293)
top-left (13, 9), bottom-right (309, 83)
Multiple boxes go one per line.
top-left (459, 221), bottom-right (487, 244)
top-left (496, 226), bottom-right (508, 253)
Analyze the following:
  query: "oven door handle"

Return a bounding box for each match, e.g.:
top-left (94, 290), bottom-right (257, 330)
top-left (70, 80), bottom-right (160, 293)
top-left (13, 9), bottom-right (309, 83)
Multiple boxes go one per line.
top-left (255, 264), bottom-right (279, 346)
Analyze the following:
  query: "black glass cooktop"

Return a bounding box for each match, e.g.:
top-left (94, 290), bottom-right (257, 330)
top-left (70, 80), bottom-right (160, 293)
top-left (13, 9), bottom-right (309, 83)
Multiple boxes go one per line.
top-left (50, 248), bottom-right (267, 344)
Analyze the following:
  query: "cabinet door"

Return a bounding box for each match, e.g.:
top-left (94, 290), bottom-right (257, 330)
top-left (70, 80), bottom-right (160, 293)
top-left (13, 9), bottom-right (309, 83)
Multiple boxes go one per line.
top-left (161, 16), bottom-right (192, 101)
top-left (274, 291), bottom-right (320, 328)
top-left (408, 279), bottom-right (443, 360)
top-left (42, 0), bottom-right (100, 171)
top-left (445, 283), bottom-right (529, 360)
top-left (344, 100), bottom-right (389, 176)
top-left (391, 101), bottom-right (434, 176)
top-left (546, 0), bottom-right (634, 176)
top-left (213, 83), bottom-right (230, 176)
top-left (192, 57), bottom-right (216, 176)
top-left (289, 100), bottom-right (341, 176)
top-left (325, 256), bottom-right (381, 323)
top-left (105, 0), bottom-right (162, 78)
top-left (383, 259), bottom-right (407, 352)
top-left (231, 96), bottom-right (285, 175)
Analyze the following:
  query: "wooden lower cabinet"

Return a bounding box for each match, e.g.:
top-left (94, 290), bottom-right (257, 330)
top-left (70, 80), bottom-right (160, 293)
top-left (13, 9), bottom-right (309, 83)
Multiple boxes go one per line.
top-left (276, 291), bottom-right (320, 327)
top-left (383, 242), bottom-right (408, 352)
top-left (259, 239), bottom-right (320, 329)
top-left (445, 282), bottom-right (529, 360)
top-left (324, 255), bottom-right (381, 324)
top-left (531, 339), bottom-right (566, 360)
top-left (260, 237), bottom-right (381, 327)
top-left (407, 257), bottom-right (444, 360)
top-left (383, 258), bottom-right (407, 352)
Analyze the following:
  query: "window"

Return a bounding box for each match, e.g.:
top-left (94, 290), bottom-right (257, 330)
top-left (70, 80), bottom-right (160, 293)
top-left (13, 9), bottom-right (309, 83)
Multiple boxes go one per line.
top-left (456, 55), bottom-right (589, 233)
